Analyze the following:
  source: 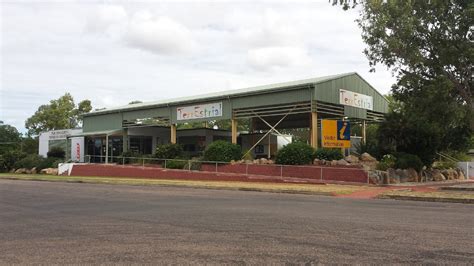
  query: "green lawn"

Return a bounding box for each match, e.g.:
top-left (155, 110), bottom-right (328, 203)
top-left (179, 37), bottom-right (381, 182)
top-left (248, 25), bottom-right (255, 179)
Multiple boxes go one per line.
top-left (0, 173), bottom-right (366, 196)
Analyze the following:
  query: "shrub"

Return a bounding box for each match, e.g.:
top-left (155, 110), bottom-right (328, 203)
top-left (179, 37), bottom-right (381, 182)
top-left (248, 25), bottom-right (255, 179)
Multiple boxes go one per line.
top-left (275, 142), bottom-right (314, 165)
top-left (165, 159), bottom-right (188, 169)
top-left (376, 154), bottom-right (396, 171)
top-left (433, 160), bottom-right (457, 170)
top-left (47, 146), bottom-right (65, 159)
top-left (394, 152), bottom-right (424, 172)
top-left (37, 157), bottom-right (62, 170)
top-left (155, 144), bottom-right (184, 159)
top-left (13, 154), bottom-right (44, 169)
top-left (0, 150), bottom-right (27, 172)
top-left (203, 140), bottom-right (242, 162)
top-left (313, 148), bottom-right (343, 161)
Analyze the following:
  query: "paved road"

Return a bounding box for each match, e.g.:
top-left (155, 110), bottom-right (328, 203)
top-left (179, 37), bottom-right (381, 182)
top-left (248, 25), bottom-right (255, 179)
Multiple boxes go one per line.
top-left (0, 179), bottom-right (473, 264)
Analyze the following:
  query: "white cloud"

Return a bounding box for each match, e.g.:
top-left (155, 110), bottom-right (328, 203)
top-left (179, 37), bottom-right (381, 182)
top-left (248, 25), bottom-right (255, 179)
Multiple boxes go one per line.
top-left (1, 2), bottom-right (396, 133)
top-left (85, 5), bottom-right (127, 34)
top-left (124, 15), bottom-right (196, 55)
top-left (247, 46), bottom-right (311, 71)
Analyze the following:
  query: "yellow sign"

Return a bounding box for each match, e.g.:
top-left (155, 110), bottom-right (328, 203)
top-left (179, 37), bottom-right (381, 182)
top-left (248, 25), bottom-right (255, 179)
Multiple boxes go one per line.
top-left (321, 120), bottom-right (351, 148)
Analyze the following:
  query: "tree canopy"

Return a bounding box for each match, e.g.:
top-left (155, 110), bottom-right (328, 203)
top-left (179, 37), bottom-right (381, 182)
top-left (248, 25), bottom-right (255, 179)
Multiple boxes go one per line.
top-left (25, 93), bottom-right (92, 136)
top-left (333, 0), bottom-right (473, 164)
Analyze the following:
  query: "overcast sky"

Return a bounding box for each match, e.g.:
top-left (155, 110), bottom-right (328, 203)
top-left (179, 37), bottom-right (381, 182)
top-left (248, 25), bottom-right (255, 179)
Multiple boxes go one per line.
top-left (1, 0), bottom-right (395, 133)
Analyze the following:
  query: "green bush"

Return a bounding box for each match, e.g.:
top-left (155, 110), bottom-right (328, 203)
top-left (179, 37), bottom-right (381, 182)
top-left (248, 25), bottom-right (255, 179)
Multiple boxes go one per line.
top-left (376, 154), bottom-right (396, 171)
top-left (37, 157), bottom-right (62, 170)
top-left (165, 159), bottom-right (188, 169)
top-left (13, 154), bottom-right (44, 169)
top-left (203, 140), bottom-right (242, 162)
top-left (47, 146), bottom-right (65, 159)
top-left (155, 144), bottom-right (184, 159)
top-left (275, 142), bottom-right (314, 165)
top-left (394, 152), bottom-right (424, 172)
top-left (313, 148), bottom-right (343, 161)
top-left (0, 150), bottom-right (27, 172)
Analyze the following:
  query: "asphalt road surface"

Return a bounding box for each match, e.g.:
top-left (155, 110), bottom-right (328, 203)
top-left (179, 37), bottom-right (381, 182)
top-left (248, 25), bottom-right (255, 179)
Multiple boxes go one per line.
top-left (1, 179), bottom-right (473, 264)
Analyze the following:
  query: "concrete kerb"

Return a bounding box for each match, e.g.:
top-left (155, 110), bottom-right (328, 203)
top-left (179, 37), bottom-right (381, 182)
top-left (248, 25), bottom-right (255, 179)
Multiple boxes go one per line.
top-left (377, 194), bottom-right (474, 204)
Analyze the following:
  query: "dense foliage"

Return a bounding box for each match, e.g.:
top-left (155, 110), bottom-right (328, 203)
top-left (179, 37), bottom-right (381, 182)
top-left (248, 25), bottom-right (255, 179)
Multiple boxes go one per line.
top-left (47, 146), bottom-right (65, 159)
top-left (25, 93), bottom-right (92, 136)
top-left (154, 144), bottom-right (184, 159)
top-left (333, 1), bottom-right (473, 164)
top-left (275, 142), bottom-right (314, 165)
top-left (313, 148), bottom-right (343, 161)
top-left (165, 159), bottom-right (188, 169)
top-left (203, 140), bottom-right (242, 162)
top-left (393, 153), bottom-right (424, 172)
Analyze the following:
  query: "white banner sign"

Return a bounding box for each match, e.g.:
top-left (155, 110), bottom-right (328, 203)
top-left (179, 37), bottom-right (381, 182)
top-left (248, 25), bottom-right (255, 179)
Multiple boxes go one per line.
top-left (339, 89), bottom-right (373, 110)
top-left (177, 102), bottom-right (223, 121)
top-left (70, 137), bottom-right (84, 162)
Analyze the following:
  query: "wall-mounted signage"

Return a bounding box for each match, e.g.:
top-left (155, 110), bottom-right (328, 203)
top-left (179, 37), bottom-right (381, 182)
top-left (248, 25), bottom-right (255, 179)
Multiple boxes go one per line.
top-left (177, 102), bottom-right (223, 121)
top-left (321, 120), bottom-right (351, 148)
top-left (48, 130), bottom-right (74, 140)
top-left (339, 89), bottom-right (373, 110)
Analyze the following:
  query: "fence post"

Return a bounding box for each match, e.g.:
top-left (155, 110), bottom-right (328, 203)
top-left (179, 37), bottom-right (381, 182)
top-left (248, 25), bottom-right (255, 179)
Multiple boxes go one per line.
top-left (320, 167), bottom-right (323, 181)
top-left (246, 163), bottom-right (249, 176)
top-left (122, 156), bottom-right (125, 166)
top-left (367, 171), bottom-right (370, 184)
top-left (280, 165), bottom-right (283, 178)
top-left (142, 158), bottom-right (145, 168)
top-left (215, 162), bottom-right (218, 173)
top-left (164, 159), bottom-right (167, 169)
top-left (188, 160), bottom-right (191, 172)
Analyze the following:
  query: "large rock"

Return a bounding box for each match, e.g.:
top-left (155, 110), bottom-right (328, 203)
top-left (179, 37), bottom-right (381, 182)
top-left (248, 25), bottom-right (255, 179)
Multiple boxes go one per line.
top-left (40, 168), bottom-right (58, 175)
top-left (441, 169), bottom-right (458, 180)
top-left (336, 159), bottom-right (350, 166)
top-left (360, 152), bottom-right (377, 162)
top-left (330, 160), bottom-right (338, 166)
top-left (429, 169), bottom-right (446, 181)
top-left (344, 155), bottom-right (359, 164)
top-left (458, 169), bottom-right (466, 180)
top-left (31, 167), bottom-right (37, 174)
top-left (405, 168), bottom-right (419, 182)
top-left (14, 168), bottom-right (29, 174)
top-left (369, 170), bottom-right (387, 185)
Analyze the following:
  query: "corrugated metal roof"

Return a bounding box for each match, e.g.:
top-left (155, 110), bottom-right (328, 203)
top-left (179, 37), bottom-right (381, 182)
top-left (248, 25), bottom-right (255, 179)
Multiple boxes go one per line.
top-left (86, 72), bottom-right (356, 116)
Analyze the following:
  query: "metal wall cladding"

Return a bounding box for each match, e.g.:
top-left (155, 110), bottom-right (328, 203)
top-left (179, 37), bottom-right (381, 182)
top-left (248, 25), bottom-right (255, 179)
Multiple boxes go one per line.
top-left (83, 113), bottom-right (123, 132)
top-left (344, 106), bottom-right (367, 119)
top-left (231, 88), bottom-right (312, 109)
top-left (122, 107), bottom-right (170, 121)
top-left (314, 74), bottom-right (388, 114)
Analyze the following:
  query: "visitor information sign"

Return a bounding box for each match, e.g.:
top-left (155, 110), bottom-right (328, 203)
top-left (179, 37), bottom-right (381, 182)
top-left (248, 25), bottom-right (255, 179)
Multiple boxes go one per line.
top-left (177, 102), bottom-right (223, 121)
top-left (321, 120), bottom-right (351, 148)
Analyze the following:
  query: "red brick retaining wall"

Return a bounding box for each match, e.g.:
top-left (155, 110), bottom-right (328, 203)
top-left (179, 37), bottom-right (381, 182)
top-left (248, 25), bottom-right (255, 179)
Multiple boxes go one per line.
top-left (70, 163), bottom-right (369, 184)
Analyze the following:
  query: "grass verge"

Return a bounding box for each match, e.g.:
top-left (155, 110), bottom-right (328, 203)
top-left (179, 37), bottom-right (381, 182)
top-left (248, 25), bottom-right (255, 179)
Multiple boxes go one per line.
top-left (378, 190), bottom-right (474, 204)
top-left (0, 173), bottom-right (366, 196)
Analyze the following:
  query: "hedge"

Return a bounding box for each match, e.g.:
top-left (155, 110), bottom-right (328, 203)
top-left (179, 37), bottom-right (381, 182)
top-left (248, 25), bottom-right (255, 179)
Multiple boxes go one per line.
top-left (275, 142), bottom-right (314, 165)
top-left (203, 140), bottom-right (242, 162)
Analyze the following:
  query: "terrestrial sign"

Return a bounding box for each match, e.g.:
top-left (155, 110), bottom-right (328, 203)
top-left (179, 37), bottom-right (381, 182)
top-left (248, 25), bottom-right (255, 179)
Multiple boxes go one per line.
top-left (339, 89), bottom-right (373, 110)
top-left (321, 119), bottom-right (351, 148)
top-left (177, 102), bottom-right (223, 121)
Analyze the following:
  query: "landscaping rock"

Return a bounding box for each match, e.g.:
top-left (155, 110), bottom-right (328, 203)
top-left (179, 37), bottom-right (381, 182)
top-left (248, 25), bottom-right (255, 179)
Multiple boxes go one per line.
top-left (330, 160), bottom-right (338, 166)
top-left (344, 155), bottom-right (359, 164)
top-left (31, 167), bottom-right (37, 174)
top-left (429, 169), bottom-right (446, 181)
top-left (336, 159), bottom-right (350, 166)
top-left (14, 168), bottom-right (29, 174)
top-left (369, 170), bottom-right (387, 185)
top-left (360, 152), bottom-right (377, 162)
top-left (458, 169), bottom-right (466, 180)
top-left (40, 168), bottom-right (58, 175)
top-left (405, 168), bottom-right (419, 182)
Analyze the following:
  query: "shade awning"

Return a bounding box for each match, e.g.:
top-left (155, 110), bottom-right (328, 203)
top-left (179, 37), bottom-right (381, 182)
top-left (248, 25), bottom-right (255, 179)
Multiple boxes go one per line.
top-left (68, 129), bottom-right (124, 137)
